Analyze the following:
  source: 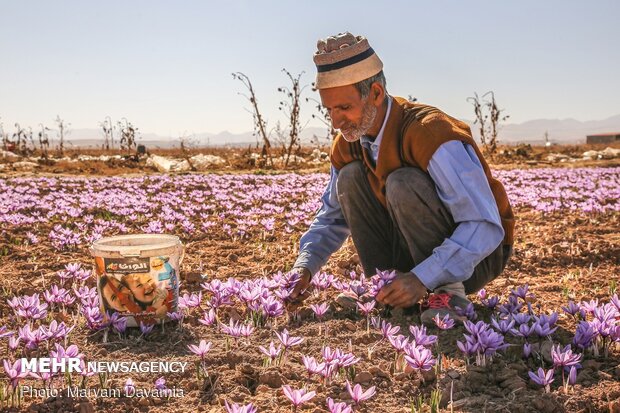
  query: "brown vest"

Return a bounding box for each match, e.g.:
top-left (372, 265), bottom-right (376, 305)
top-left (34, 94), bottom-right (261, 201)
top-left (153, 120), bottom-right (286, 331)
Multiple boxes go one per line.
top-left (330, 96), bottom-right (515, 246)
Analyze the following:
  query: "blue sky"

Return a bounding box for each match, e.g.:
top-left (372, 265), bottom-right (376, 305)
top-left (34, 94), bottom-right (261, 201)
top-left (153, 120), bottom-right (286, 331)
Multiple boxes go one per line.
top-left (1, 0), bottom-right (618, 137)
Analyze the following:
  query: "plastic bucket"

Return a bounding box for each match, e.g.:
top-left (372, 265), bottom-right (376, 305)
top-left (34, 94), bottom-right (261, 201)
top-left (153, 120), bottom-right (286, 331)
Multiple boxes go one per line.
top-left (90, 234), bottom-right (183, 327)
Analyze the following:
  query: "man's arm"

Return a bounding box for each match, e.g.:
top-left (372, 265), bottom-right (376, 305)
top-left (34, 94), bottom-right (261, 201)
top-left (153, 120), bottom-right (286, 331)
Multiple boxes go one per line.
top-left (289, 166), bottom-right (350, 303)
top-left (413, 140), bottom-right (505, 291)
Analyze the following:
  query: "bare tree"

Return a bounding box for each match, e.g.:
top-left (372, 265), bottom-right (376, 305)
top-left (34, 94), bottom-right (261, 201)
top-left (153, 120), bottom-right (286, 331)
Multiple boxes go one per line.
top-left (232, 72), bottom-right (272, 166)
top-left (276, 69), bottom-right (308, 167)
top-left (12, 123), bottom-right (28, 155)
top-left (306, 91), bottom-right (336, 146)
top-left (0, 118), bottom-right (8, 151)
top-left (38, 123), bottom-right (50, 158)
top-left (55, 115), bottom-right (70, 156)
top-left (99, 116), bottom-right (114, 150)
top-left (118, 118), bottom-right (138, 154)
top-left (467, 91), bottom-right (509, 154)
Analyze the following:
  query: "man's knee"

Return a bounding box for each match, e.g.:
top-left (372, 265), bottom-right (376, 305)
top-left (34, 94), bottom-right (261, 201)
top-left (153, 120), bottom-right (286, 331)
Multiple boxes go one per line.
top-left (336, 161), bottom-right (365, 194)
top-left (385, 167), bottom-right (435, 207)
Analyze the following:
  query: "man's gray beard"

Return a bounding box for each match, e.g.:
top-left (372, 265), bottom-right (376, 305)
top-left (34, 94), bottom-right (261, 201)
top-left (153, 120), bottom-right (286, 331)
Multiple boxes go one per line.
top-left (340, 100), bottom-right (377, 143)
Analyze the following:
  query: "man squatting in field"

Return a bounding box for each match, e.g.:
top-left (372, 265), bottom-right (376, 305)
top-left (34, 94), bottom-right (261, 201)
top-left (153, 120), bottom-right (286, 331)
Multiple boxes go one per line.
top-left (288, 32), bottom-right (515, 323)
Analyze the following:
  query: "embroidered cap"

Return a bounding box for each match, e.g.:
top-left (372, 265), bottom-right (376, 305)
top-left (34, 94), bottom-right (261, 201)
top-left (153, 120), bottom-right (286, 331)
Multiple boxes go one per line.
top-left (313, 32), bottom-right (383, 90)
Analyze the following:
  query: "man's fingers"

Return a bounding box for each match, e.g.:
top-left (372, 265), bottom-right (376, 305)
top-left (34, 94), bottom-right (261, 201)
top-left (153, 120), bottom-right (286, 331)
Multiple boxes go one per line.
top-left (376, 282), bottom-right (397, 302)
top-left (384, 289), bottom-right (408, 307)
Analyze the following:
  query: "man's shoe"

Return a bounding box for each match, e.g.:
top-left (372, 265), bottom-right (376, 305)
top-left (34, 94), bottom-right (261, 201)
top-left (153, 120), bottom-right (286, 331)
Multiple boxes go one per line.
top-left (420, 292), bottom-right (471, 326)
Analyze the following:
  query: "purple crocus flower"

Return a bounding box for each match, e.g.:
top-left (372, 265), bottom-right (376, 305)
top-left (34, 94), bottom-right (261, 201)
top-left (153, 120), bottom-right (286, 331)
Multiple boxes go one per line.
top-left (532, 321), bottom-right (557, 338)
top-left (562, 301), bottom-right (582, 317)
top-left (528, 368), bottom-right (554, 392)
top-left (481, 295), bottom-right (500, 310)
top-left (187, 340), bottom-right (212, 359)
top-left (512, 313), bottom-right (531, 325)
top-left (111, 314), bottom-right (128, 334)
top-left (276, 329), bottom-right (304, 349)
top-left (611, 294), bottom-right (620, 313)
top-left (433, 313), bottom-right (455, 330)
top-left (345, 380), bottom-right (376, 404)
top-left (457, 337), bottom-right (478, 359)
top-left (568, 366), bottom-right (578, 386)
top-left (221, 320), bottom-right (254, 339)
top-left (282, 385), bottom-right (316, 410)
top-left (379, 320), bottom-right (400, 339)
top-left (404, 344), bottom-right (436, 371)
top-left (356, 301), bottom-right (376, 316)
top-left (199, 309), bottom-right (217, 326)
top-left (178, 292), bottom-right (202, 310)
top-left (3, 359), bottom-right (29, 389)
top-left (523, 343), bottom-right (532, 358)
top-left (580, 299), bottom-right (599, 315)
top-left (455, 303), bottom-right (477, 321)
top-left (509, 323), bottom-right (534, 338)
top-left (498, 295), bottom-right (523, 315)
top-left (491, 317), bottom-right (515, 334)
top-left (511, 284), bottom-right (534, 301)
top-left (388, 334), bottom-right (410, 352)
top-left (0, 326), bottom-right (14, 339)
top-left (140, 322), bottom-right (154, 336)
top-left (311, 272), bottom-right (335, 290)
top-left (310, 303), bottom-right (330, 320)
top-left (551, 344), bottom-right (582, 369)
top-left (573, 321), bottom-right (597, 350)
top-left (326, 398), bottom-right (353, 413)
top-left (225, 401), bottom-right (257, 413)
top-left (124, 378), bottom-right (136, 396)
top-left (259, 341), bottom-right (282, 362)
top-left (409, 325), bottom-right (438, 347)
top-left (302, 355), bottom-right (326, 377)
top-left (8, 336), bottom-right (20, 351)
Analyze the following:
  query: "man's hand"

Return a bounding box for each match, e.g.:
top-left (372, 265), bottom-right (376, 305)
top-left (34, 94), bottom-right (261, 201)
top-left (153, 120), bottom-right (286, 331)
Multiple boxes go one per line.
top-left (375, 271), bottom-right (427, 308)
top-left (286, 268), bottom-right (312, 310)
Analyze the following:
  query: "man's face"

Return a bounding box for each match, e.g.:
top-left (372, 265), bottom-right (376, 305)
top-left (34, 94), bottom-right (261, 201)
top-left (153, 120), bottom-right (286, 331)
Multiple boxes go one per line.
top-left (101, 277), bottom-right (128, 312)
top-left (319, 85), bottom-right (377, 142)
top-left (124, 273), bottom-right (157, 303)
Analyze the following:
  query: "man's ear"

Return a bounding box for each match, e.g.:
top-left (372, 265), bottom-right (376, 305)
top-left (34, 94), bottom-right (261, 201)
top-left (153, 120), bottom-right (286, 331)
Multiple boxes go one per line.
top-left (370, 82), bottom-right (385, 106)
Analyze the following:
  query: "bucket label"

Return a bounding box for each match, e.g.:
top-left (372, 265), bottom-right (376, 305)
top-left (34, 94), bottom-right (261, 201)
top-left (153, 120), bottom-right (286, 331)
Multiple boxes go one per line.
top-left (104, 258), bottom-right (150, 274)
top-left (95, 254), bottom-right (180, 326)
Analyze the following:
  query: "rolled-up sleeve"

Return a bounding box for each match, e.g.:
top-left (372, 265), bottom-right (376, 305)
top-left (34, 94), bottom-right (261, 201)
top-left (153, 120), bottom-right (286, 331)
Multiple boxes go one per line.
top-left (413, 140), bottom-right (504, 291)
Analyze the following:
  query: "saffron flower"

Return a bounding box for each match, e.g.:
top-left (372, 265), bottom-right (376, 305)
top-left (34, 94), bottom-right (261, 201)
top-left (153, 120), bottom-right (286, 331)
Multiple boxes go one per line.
top-left (276, 329), bottom-right (304, 349)
top-left (404, 344), bottom-right (436, 371)
top-left (327, 398), bottom-right (353, 413)
top-left (224, 401), bottom-right (257, 413)
top-left (187, 340), bottom-right (212, 359)
top-left (140, 322), bottom-right (154, 336)
top-left (551, 344), bottom-right (582, 369)
top-left (345, 380), bottom-right (376, 404)
top-left (528, 368), bottom-right (554, 392)
top-left (409, 325), bottom-right (438, 347)
top-left (282, 385), bottom-right (316, 410)
top-left (259, 341), bottom-right (282, 363)
top-left (433, 313), bottom-right (455, 330)
top-left (302, 355), bottom-right (326, 378)
top-left (124, 378), bottom-right (136, 396)
top-left (3, 359), bottom-right (29, 389)
top-left (310, 302), bottom-right (330, 320)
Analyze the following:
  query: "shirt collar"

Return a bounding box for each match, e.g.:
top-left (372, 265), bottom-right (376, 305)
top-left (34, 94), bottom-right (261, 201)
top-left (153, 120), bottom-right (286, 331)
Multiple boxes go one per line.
top-left (360, 96), bottom-right (392, 150)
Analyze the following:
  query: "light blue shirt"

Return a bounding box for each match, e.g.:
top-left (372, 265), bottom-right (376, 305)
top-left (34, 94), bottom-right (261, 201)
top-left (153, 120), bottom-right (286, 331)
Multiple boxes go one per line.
top-left (294, 98), bottom-right (505, 291)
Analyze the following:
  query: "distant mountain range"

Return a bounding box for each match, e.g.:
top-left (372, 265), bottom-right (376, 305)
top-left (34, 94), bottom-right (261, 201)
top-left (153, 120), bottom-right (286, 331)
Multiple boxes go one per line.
top-left (56, 114), bottom-right (620, 149)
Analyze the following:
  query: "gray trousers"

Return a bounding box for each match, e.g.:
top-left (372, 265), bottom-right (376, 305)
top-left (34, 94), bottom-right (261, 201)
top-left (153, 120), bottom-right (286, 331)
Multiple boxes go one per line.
top-left (336, 161), bottom-right (511, 295)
